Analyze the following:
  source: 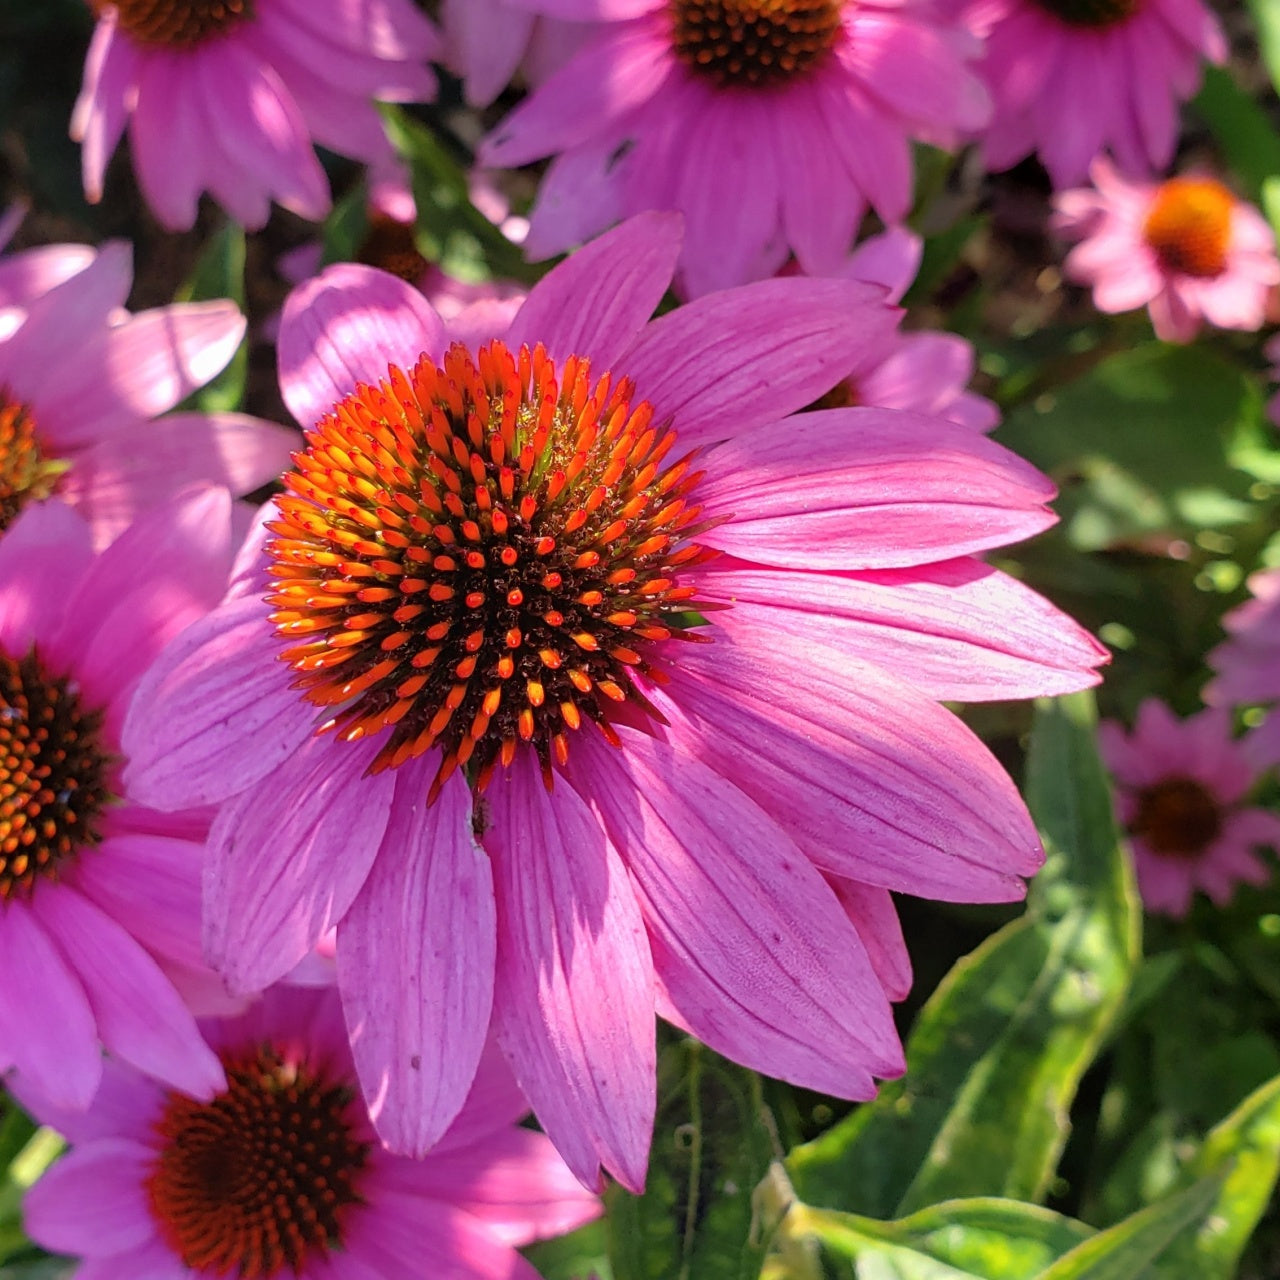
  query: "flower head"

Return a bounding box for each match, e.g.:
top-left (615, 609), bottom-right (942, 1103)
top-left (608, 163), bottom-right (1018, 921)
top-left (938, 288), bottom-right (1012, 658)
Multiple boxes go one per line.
top-left (480, 1), bottom-right (990, 296)
top-left (0, 492), bottom-right (250, 1113)
top-left (1208, 568), bottom-right (1280, 769)
top-left (1053, 161), bottom-right (1280, 343)
top-left (964, 0), bottom-right (1224, 186)
top-left (124, 214), bottom-right (1106, 1190)
top-left (1100, 700), bottom-right (1280, 917)
top-left (0, 230), bottom-right (294, 547)
top-left (22, 983), bottom-right (600, 1280)
top-left (75, 0), bottom-right (441, 229)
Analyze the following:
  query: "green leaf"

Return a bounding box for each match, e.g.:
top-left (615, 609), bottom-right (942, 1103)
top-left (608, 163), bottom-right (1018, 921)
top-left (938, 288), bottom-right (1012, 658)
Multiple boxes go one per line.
top-left (1192, 66), bottom-right (1280, 204)
top-left (1035, 1174), bottom-right (1225, 1280)
top-left (379, 105), bottom-right (543, 286)
top-left (787, 691), bottom-right (1140, 1216)
top-left (1247, 0), bottom-right (1280, 97)
top-left (607, 1039), bottom-right (776, 1280)
top-left (319, 183), bottom-right (371, 269)
top-left (523, 1217), bottom-right (611, 1280)
top-left (174, 222), bottom-right (247, 414)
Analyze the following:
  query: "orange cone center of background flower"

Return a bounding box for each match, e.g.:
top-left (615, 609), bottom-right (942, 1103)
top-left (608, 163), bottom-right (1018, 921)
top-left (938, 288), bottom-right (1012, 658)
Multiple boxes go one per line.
top-left (670, 0), bottom-right (844, 87)
top-left (0, 650), bottom-right (111, 901)
top-left (356, 214), bottom-right (430, 287)
top-left (1131, 775), bottom-right (1223, 858)
top-left (146, 1046), bottom-right (371, 1279)
top-left (99, 0), bottom-right (253, 48)
top-left (1030, 0), bottom-right (1139, 28)
top-left (268, 340), bottom-right (716, 798)
top-left (1142, 178), bottom-right (1235, 279)
top-left (0, 396), bottom-right (67, 533)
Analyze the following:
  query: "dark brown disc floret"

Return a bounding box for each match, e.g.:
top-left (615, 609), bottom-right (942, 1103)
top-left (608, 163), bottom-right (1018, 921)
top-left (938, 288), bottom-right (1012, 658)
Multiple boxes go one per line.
top-left (98, 0), bottom-right (253, 48)
top-left (670, 0), bottom-right (844, 88)
top-left (267, 339), bottom-right (718, 798)
top-left (1130, 775), bottom-right (1223, 858)
top-left (146, 1046), bottom-right (372, 1278)
top-left (0, 649), bottom-right (112, 901)
top-left (355, 213), bottom-right (430, 287)
top-left (1030, 0), bottom-right (1140, 28)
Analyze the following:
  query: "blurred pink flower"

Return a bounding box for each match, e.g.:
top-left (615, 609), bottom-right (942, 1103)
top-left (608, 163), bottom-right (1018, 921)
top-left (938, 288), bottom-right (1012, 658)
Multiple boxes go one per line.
top-left (123, 214), bottom-right (1105, 1191)
top-left (23, 983), bottom-right (600, 1280)
top-left (1100, 700), bottom-right (1280, 917)
top-left (1053, 161), bottom-right (1280, 343)
top-left (835, 227), bottom-right (999, 431)
top-left (0, 234), bottom-right (294, 547)
top-left (1208, 568), bottom-right (1280, 769)
top-left (480, 0), bottom-right (990, 296)
top-left (0, 493), bottom-right (248, 1114)
top-left (74, 0), bottom-right (440, 229)
top-left (964, 0), bottom-right (1224, 187)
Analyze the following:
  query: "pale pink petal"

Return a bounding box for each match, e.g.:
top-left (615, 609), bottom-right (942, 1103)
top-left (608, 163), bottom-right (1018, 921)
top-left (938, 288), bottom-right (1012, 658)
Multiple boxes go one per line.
top-left (338, 766), bottom-right (496, 1156)
top-left (486, 753), bottom-right (655, 1193)
top-left (0, 501), bottom-right (93, 661)
top-left (73, 18), bottom-right (140, 205)
top-left (444, 0), bottom-right (536, 106)
top-left (843, 225), bottom-right (922, 302)
top-left (129, 54), bottom-right (204, 231)
top-left (0, 244), bottom-right (96, 309)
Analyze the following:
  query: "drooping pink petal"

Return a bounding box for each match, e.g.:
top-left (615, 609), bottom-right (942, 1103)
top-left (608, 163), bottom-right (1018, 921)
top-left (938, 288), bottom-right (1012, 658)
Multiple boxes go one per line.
top-left (72, 17), bottom-right (140, 206)
top-left (338, 766), bottom-right (496, 1157)
top-left (485, 753), bottom-right (655, 1193)
top-left (827, 877), bottom-right (913, 1002)
top-left (204, 734), bottom-right (395, 995)
top-left (574, 730), bottom-right (903, 1096)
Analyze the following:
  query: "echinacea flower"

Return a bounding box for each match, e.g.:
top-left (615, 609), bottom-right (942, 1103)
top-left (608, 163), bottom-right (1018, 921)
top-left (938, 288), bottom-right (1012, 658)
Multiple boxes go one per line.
top-left (0, 232), bottom-right (295, 547)
top-left (124, 213), bottom-right (1106, 1190)
top-left (963, 0), bottom-right (1225, 187)
top-left (1208, 568), bottom-right (1280, 769)
top-left (480, 0), bottom-right (990, 296)
top-left (22, 983), bottom-right (600, 1280)
top-left (1053, 161), bottom-right (1280, 343)
top-left (832, 227), bottom-right (999, 431)
top-left (74, 0), bottom-right (440, 230)
top-left (1100, 700), bottom-right (1280, 917)
top-left (0, 491), bottom-right (250, 1114)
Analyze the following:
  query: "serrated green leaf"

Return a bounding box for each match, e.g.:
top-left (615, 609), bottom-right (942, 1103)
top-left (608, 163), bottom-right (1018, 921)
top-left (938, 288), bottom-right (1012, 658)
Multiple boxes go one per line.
top-left (174, 222), bottom-right (247, 413)
top-left (1036, 1173), bottom-right (1224, 1280)
top-left (787, 691), bottom-right (1139, 1217)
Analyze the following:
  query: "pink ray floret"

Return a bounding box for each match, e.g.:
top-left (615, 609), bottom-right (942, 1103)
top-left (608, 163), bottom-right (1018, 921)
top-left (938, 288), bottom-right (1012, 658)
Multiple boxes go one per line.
top-left (1208, 568), bottom-right (1280, 769)
top-left (0, 229), bottom-right (295, 547)
top-left (479, 0), bottom-right (990, 296)
top-left (74, 0), bottom-right (441, 230)
top-left (1053, 160), bottom-right (1280, 343)
top-left (22, 983), bottom-right (600, 1280)
top-left (1100, 699), bottom-right (1280, 917)
top-left (123, 213), bottom-right (1107, 1192)
top-left (964, 0), bottom-right (1225, 187)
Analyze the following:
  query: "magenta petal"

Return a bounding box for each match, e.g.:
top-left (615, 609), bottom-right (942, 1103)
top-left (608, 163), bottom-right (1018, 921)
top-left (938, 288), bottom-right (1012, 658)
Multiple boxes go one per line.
top-left (0, 501), bottom-right (93, 661)
top-left (698, 408), bottom-right (1057, 569)
top-left (486, 753), bottom-right (655, 1193)
top-left (575, 731), bottom-right (902, 1096)
top-left (23, 1139), bottom-right (155, 1256)
top-left (617, 279), bottom-right (898, 450)
top-left (827, 877), bottom-right (913, 1003)
top-left (205, 734), bottom-right (395, 995)
top-left (0, 902), bottom-right (101, 1110)
top-left (278, 263), bottom-right (446, 431)
top-left (338, 766), bottom-right (496, 1157)
top-left (505, 212), bottom-right (681, 370)
top-left (32, 888), bottom-right (224, 1099)
top-left (122, 594), bottom-right (317, 811)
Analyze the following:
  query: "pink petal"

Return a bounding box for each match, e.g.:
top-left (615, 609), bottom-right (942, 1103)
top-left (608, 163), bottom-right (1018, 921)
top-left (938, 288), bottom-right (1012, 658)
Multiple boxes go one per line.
top-left (574, 730), bottom-right (903, 1096)
top-left (73, 17), bottom-right (139, 205)
top-left (505, 212), bottom-right (681, 370)
top-left (338, 766), bottom-right (496, 1156)
top-left (827, 877), bottom-right (912, 1002)
top-left (618, 279), bottom-right (898, 450)
top-left (697, 408), bottom-right (1056, 569)
top-left (433, 1037), bottom-right (534, 1155)
top-left (10, 1058), bottom-right (163, 1148)
top-left (0, 244), bottom-right (96, 310)
top-left (23, 1140), bottom-right (155, 1257)
top-left (204, 733), bottom-right (395, 995)
top-left (0, 500), bottom-right (93, 662)
top-left (842, 225), bottom-right (922, 302)
top-left (486, 753), bottom-right (655, 1193)
top-left (278, 263), bottom-right (446, 431)
top-left (32, 888), bottom-right (225, 1099)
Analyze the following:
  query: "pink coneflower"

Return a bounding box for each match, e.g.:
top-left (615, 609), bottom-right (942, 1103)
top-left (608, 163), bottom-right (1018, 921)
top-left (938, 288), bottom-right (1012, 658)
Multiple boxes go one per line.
top-left (1208, 569), bottom-right (1280, 769)
top-left (1100, 700), bottom-right (1280, 917)
top-left (833, 227), bottom-right (998, 431)
top-left (1053, 161), bottom-right (1280, 343)
top-left (479, 1), bottom-right (990, 296)
top-left (23, 983), bottom-right (600, 1280)
top-left (123, 214), bottom-right (1106, 1190)
top-left (74, 0), bottom-right (440, 230)
top-left (0, 233), bottom-right (295, 547)
top-left (0, 491), bottom-right (251, 1113)
top-left (964, 0), bottom-right (1225, 187)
